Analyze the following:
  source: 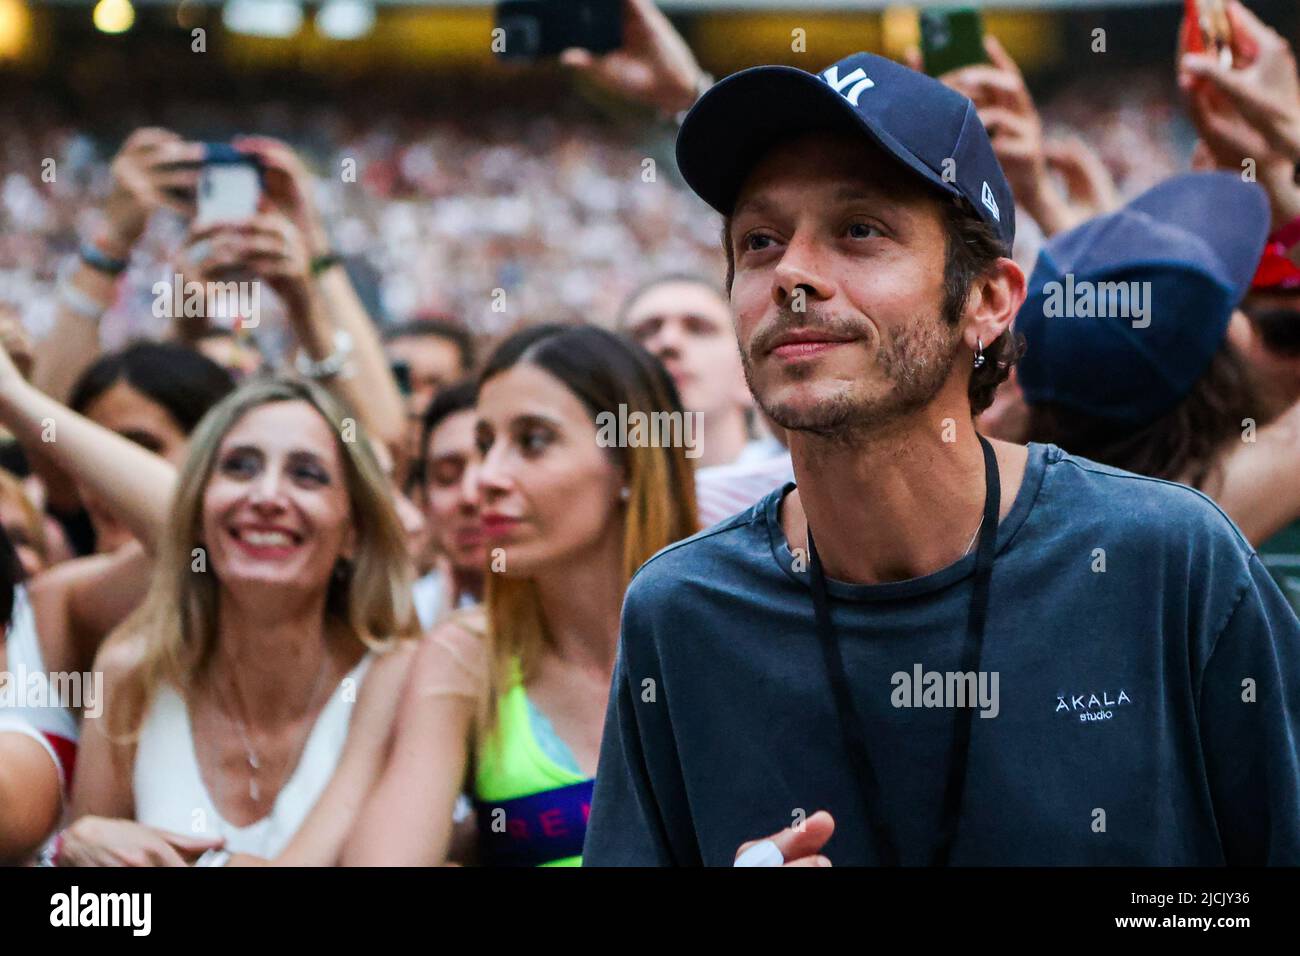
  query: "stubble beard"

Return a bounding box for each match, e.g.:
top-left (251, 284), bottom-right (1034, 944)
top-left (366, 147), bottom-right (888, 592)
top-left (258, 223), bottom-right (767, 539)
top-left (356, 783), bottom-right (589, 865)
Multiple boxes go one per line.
top-left (743, 307), bottom-right (962, 443)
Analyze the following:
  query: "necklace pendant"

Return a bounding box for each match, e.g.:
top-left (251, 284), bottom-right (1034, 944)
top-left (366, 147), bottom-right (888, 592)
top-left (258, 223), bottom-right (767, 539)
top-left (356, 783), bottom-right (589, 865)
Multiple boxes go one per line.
top-left (249, 777), bottom-right (260, 802)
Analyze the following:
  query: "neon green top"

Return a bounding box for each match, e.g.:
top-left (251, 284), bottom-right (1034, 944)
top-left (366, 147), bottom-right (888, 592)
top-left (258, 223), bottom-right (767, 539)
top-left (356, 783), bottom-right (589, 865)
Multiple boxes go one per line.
top-left (473, 668), bottom-right (592, 867)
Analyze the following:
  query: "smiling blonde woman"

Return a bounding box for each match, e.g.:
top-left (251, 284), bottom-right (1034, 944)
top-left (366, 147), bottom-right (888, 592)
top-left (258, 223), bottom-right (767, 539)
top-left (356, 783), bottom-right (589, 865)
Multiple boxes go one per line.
top-left (62, 378), bottom-right (421, 866)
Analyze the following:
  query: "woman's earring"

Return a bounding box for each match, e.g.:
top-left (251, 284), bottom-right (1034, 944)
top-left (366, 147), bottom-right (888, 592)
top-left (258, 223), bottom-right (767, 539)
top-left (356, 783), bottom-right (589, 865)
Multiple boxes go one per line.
top-left (619, 486), bottom-right (631, 502)
top-left (973, 337), bottom-right (986, 370)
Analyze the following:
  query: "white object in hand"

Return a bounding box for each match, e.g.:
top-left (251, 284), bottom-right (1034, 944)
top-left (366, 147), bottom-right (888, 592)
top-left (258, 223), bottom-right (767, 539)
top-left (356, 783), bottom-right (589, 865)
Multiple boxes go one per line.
top-left (734, 839), bottom-right (784, 867)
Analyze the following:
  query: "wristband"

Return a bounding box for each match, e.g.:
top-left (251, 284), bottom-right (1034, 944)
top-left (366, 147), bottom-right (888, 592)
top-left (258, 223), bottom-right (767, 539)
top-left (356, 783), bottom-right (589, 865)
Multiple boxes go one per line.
top-left (38, 830), bottom-right (65, 867)
top-left (310, 253), bottom-right (342, 276)
top-left (57, 258), bottom-right (110, 320)
top-left (79, 242), bottom-right (129, 276)
top-left (194, 848), bottom-right (232, 867)
top-left (295, 328), bottom-right (354, 381)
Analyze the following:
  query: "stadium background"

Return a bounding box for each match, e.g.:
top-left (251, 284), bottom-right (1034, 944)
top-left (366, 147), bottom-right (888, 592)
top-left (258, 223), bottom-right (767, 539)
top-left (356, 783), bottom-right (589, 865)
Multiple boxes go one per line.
top-left (1, 0), bottom-right (1296, 353)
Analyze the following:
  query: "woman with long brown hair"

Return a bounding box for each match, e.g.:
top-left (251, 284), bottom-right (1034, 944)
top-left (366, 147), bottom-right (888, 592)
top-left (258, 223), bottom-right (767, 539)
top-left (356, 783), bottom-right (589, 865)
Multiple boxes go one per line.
top-left (343, 324), bottom-right (697, 866)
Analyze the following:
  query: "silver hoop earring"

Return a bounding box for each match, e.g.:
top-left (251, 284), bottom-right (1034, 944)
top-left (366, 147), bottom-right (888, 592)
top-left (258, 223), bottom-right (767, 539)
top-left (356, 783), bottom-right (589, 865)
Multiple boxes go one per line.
top-left (973, 337), bottom-right (986, 370)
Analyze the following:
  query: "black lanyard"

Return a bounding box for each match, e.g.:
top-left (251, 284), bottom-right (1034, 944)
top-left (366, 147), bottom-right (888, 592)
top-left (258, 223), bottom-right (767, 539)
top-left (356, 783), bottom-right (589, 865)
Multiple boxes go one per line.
top-left (805, 434), bottom-right (1000, 866)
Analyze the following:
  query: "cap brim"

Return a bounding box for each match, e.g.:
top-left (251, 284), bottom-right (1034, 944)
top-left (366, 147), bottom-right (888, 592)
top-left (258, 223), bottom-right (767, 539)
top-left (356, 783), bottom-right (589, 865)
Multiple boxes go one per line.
top-left (676, 65), bottom-right (960, 217)
top-left (1127, 172), bottom-right (1270, 302)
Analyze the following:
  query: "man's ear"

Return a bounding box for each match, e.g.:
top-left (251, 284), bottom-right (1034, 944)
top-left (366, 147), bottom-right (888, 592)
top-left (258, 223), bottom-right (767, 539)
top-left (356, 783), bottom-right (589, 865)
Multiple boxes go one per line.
top-left (962, 258), bottom-right (1027, 350)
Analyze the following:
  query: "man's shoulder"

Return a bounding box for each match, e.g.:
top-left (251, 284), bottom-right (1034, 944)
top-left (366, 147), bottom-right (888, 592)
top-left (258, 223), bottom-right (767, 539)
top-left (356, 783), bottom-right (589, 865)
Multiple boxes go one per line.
top-left (1039, 444), bottom-right (1253, 554)
top-left (626, 489), bottom-right (782, 601)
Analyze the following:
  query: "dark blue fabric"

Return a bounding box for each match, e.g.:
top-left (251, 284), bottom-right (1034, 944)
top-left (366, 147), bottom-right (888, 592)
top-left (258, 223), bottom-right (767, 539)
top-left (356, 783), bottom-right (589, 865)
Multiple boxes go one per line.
top-left (1017, 173), bottom-right (1270, 426)
top-left (474, 779), bottom-right (595, 867)
top-left (584, 444), bottom-right (1300, 866)
top-left (676, 51), bottom-right (1015, 248)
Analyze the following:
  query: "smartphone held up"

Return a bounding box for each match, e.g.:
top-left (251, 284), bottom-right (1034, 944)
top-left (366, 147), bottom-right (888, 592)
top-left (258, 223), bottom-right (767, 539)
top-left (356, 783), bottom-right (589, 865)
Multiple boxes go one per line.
top-left (493, 0), bottom-right (623, 62)
top-left (1184, 0), bottom-right (1235, 67)
top-left (194, 143), bottom-right (263, 229)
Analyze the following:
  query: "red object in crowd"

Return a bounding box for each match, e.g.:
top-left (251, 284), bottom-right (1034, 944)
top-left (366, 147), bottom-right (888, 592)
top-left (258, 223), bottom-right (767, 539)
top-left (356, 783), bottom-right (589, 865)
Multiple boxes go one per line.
top-left (1252, 216), bottom-right (1300, 291)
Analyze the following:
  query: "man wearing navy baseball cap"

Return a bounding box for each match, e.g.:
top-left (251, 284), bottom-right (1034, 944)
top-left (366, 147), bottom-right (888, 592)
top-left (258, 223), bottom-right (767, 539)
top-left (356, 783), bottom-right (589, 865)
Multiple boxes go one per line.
top-left (583, 53), bottom-right (1300, 866)
top-left (1020, 171), bottom-right (1300, 612)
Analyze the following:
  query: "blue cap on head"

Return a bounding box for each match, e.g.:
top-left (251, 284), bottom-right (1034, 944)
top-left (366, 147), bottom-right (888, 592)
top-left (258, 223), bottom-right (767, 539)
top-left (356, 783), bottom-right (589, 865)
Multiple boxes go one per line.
top-left (675, 52), bottom-right (1016, 250)
top-left (1016, 172), bottom-right (1269, 427)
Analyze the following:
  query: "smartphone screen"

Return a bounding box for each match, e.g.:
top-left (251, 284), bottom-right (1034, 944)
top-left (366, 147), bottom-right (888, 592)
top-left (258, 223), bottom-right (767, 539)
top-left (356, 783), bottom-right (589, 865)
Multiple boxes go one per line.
top-left (920, 8), bottom-right (987, 76)
top-left (195, 163), bottom-right (260, 228)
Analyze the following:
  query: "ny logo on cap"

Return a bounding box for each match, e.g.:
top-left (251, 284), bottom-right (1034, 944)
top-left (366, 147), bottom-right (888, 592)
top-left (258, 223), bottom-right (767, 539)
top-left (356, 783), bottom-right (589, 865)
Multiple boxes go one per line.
top-left (981, 181), bottom-right (1000, 221)
top-left (821, 65), bottom-right (875, 107)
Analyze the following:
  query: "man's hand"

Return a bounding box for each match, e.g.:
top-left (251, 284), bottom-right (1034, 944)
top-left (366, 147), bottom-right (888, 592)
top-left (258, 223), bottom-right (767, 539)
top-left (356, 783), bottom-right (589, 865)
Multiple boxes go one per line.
top-left (101, 128), bottom-right (203, 254)
top-left (734, 810), bottom-right (835, 867)
top-left (1180, 0), bottom-right (1300, 163)
top-left (559, 0), bottom-right (706, 115)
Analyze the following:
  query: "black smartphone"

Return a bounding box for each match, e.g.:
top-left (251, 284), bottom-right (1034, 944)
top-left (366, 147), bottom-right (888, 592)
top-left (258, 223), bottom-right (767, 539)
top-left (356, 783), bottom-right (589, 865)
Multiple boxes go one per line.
top-left (920, 8), bottom-right (987, 76)
top-left (494, 0), bottom-right (623, 62)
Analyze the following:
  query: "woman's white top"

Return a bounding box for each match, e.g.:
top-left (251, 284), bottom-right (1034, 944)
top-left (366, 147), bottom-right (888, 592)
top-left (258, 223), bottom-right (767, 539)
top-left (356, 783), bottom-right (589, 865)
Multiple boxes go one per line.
top-left (132, 654), bottom-right (372, 858)
top-left (0, 585), bottom-right (80, 789)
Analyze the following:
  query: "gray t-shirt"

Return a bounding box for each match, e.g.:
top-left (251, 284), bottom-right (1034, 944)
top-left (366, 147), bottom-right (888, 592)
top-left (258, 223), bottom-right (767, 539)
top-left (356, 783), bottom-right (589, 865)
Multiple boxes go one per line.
top-left (584, 443), bottom-right (1300, 866)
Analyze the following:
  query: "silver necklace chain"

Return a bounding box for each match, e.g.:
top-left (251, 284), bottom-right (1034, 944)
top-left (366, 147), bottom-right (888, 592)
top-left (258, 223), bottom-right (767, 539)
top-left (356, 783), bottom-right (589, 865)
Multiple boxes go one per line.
top-left (220, 651), bottom-right (331, 804)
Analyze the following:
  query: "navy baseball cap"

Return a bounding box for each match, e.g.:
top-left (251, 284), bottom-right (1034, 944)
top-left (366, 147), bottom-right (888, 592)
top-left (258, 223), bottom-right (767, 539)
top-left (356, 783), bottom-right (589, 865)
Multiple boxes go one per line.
top-left (676, 52), bottom-right (1016, 250)
top-left (1016, 172), bottom-right (1269, 427)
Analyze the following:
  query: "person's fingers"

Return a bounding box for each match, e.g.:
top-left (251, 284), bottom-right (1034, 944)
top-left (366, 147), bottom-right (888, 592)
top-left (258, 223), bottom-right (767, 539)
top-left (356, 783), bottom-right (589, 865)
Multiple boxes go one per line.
top-left (149, 140), bottom-right (205, 170)
top-left (231, 134), bottom-right (292, 160)
top-left (944, 67), bottom-right (1025, 112)
top-left (1045, 138), bottom-right (1119, 212)
top-left (559, 47), bottom-right (596, 69)
top-left (983, 34), bottom-right (1023, 81)
top-left (121, 127), bottom-right (180, 155)
top-left (146, 839), bottom-right (189, 867)
top-left (162, 833), bottom-right (226, 859)
top-left (151, 169), bottom-right (200, 200)
top-left (736, 810), bottom-right (835, 862)
top-left (223, 213), bottom-right (292, 239)
top-left (193, 213), bottom-right (290, 243)
top-left (977, 106), bottom-right (1032, 144)
top-left (1225, 0), bottom-right (1268, 61)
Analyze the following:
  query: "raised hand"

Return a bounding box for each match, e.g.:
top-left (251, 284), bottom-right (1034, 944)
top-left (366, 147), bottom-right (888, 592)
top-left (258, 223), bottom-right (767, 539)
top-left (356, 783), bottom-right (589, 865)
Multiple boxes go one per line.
top-left (559, 0), bottom-right (706, 115)
top-left (1179, 0), bottom-right (1300, 163)
top-left (102, 128), bottom-right (203, 253)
